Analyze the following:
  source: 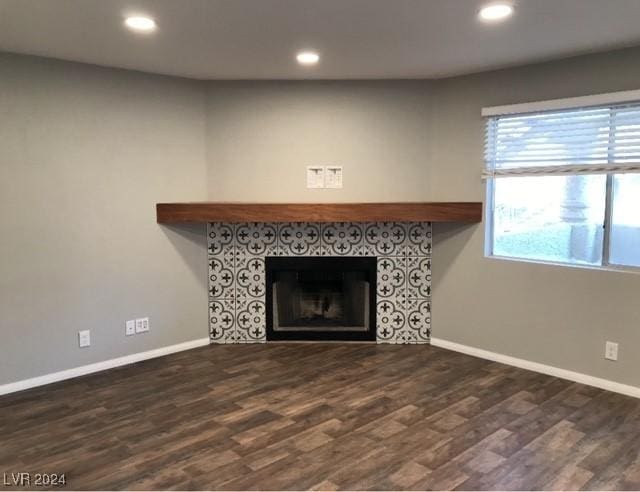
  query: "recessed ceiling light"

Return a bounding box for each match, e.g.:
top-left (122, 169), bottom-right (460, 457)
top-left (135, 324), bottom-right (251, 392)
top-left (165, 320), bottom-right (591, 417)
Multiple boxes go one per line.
top-left (124, 16), bottom-right (157, 32)
top-left (296, 51), bottom-right (320, 66)
top-left (478, 3), bottom-right (514, 22)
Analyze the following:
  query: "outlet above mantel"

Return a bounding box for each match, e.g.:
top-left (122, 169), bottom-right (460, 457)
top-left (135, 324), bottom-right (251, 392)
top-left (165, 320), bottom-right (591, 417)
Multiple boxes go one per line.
top-left (156, 202), bottom-right (482, 223)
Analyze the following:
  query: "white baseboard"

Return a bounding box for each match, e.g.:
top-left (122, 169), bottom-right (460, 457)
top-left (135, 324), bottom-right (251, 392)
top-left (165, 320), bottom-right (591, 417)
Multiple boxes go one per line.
top-left (430, 337), bottom-right (640, 399)
top-left (5, 337), bottom-right (638, 400)
top-left (0, 338), bottom-right (211, 396)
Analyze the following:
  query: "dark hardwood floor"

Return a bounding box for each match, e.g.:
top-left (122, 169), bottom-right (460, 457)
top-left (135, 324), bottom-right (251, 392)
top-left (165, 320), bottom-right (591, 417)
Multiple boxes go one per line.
top-left (1, 343), bottom-right (640, 491)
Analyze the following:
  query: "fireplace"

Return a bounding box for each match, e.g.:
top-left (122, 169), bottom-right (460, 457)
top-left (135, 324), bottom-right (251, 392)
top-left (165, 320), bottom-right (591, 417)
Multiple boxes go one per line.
top-left (265, 256), bottom-right (377, 341)
top-left (207, 221), bottom-right (432, 344)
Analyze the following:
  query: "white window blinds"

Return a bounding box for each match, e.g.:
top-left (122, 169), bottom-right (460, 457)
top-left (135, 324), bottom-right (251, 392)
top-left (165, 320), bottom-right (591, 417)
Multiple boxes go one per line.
top-left (483, 99), bottom-right (640, 179)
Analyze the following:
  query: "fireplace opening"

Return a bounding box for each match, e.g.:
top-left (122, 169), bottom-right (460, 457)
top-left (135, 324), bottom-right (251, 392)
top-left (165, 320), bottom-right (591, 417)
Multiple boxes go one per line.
top-left (265, 256), bottom-right (376, 341)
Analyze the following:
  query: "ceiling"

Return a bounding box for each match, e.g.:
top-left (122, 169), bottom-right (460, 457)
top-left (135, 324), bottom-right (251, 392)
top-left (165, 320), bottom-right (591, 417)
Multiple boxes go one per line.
top-left (1, 0), bottom-right (640, 80)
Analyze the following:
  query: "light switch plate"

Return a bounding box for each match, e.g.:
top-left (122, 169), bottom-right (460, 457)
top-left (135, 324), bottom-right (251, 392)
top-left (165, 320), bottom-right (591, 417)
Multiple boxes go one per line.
top-left (78, 330), bottom-right (91, 348)
top-left (605, 341), bottom-right (618, 361)
top-left (306, 166), bottom-right (325, 188)
top-left (325, 166), bottom-right (343, 188)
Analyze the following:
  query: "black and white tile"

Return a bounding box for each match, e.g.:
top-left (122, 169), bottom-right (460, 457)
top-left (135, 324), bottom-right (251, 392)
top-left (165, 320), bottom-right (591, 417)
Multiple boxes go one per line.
top-left (207, 221), bottom-right (432, 344)
top-left (377, 257), bottom-right (405, 299)
top-left (364, 222), bottom-right (406, 256)
top-left (279, 222), bottom-right (322, 256)
top-left (407, 256), bottom-right (432, 298)
top-left (236, 223), bottom-right (278, 257)
top-left (207, 223), bottom-right (234, 256)
top-left (406, 222), bottom-right (433, 256)
top-left (208, 299), bottom-right (235, 343)
top-left (208, 257), bottom-right (235, 299)
top-left (376, 298), bottom-right (406, 342)
top-left (407, 299), bottom-right (432, 341)
top-left (321, 222), bottom-right (364, 256)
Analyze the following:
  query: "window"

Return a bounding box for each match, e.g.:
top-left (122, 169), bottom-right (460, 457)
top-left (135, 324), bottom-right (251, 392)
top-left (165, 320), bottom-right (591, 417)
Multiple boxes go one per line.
top-left (483, 91), bottom-right (640, 269)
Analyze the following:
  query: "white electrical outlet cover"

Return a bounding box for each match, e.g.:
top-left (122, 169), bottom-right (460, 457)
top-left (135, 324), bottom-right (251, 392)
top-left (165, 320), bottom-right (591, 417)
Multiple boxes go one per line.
top-left (605, 341), bottom-right (619, 361)
top-left (125, 320), bottom-right (136, 336)
top-left (135, 317), bottom-right (149, 333)
top-left (78, 330), bottom-right (91, 348)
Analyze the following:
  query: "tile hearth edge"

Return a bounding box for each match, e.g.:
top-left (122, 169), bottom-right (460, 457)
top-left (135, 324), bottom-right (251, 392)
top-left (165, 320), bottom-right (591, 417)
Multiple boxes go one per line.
top-left (207, 222), bottom-right (432, 344)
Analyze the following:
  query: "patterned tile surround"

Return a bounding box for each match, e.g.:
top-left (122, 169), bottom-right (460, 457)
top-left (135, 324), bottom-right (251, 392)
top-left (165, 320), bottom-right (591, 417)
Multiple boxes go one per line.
top-left (207, 222), bottom-right (432, 344)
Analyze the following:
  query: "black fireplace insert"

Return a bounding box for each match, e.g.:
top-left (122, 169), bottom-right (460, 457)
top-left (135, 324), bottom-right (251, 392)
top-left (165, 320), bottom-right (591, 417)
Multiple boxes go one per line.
top-left (265, 256), bottom-right (377, 341)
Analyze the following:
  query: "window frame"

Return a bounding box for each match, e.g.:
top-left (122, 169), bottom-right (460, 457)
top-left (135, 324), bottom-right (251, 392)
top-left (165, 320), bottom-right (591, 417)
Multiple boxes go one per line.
top-left (483, 91), bottom-right (640, 273)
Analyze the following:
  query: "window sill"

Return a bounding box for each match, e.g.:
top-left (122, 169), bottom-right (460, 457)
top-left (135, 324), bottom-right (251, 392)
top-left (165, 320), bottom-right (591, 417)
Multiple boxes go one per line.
top-left (485, 253), bottom-right (640, 275)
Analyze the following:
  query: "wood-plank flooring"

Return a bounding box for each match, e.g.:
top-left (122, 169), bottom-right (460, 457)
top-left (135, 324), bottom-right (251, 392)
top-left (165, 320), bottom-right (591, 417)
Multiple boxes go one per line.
top-left (1, 343), bottom-right (640, 490)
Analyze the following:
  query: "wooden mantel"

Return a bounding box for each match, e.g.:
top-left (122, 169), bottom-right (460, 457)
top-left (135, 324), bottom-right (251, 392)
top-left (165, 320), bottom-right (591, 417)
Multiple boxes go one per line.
top-left (156, 202), bottom-right (482, 223)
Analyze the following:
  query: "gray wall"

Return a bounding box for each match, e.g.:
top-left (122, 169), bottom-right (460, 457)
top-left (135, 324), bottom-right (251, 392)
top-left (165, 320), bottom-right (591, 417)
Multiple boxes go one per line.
top-left (206, 47), bottom-right (640, 387)
top-left (206, 81), bottom-right (436, 202)
top-left (0, 53), bottom-right (209, 384)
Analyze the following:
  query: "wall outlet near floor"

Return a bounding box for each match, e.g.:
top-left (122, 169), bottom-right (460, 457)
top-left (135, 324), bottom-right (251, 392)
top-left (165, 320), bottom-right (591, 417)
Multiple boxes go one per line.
top-left (135, 317), bottom-right (149, 334)
top-left (125, 319), bottom-right (136, 336)
top-left (605, 341), bottom-right (619, 361)
top-left (78, 330), bottom-right (91, 348)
